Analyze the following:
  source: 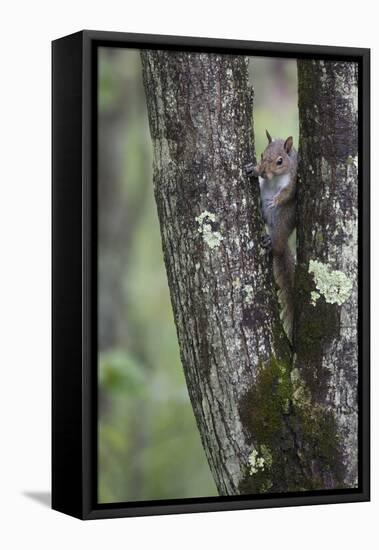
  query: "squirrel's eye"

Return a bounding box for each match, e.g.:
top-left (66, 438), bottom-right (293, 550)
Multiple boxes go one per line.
top-left (276, 157), bottom-right (283, 166)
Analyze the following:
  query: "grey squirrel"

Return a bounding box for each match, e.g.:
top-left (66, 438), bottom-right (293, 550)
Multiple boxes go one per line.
top-left (245, 130), bottom-right (297, 342)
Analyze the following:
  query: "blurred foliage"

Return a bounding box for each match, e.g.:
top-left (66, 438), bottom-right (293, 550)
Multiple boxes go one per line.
top-left (98, 48), bottom-right (299, 503)
top-left (99, 350), bottom-right (146, 394)
top-left (251, 56), bottom-right (299, 155)
top-left (98, 48), bottom-right (217, 503)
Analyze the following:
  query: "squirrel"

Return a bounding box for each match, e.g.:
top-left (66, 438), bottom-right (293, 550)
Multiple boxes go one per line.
top-left (244, 130), bottom-right (297, 342)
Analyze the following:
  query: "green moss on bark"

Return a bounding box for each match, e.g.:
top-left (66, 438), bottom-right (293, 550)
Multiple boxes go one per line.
top-left (238, 357), bottom-right (346, 494)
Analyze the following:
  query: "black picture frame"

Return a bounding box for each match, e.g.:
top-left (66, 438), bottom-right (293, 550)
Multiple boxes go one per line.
top-left (52, 30), bottom-right (370, 520)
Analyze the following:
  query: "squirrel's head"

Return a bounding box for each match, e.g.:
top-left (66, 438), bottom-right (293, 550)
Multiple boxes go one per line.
top-left (258, 130), bottom-right (293, 180)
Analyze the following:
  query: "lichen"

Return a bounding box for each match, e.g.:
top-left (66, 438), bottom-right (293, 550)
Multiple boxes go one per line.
top-left (248, 449), bottom-right (265, 475)
top-left (196, 211), bottom-right (223, 250)
top-left (248, 445), bottom-right (272, 475)
top-left (195, 210), bottom-right (216, 224)
top-left (202, 224), bottom-right (224, 249)
top-left (347, 155), bottom-right (358, 168)
top-left (232, 277), bottom-right (241, 290)
top-left (310, 290), bottom-right (319, 306)
top-left (308, 260), bottom-right (352, 306)
top-left (243, 284), bottom-right (254, 304)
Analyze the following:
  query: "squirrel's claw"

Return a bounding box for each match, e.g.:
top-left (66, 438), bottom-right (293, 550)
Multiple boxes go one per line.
top-left (267, 193), bottom-right (281, 209)
top-left (261, 234), bottom-right (272, 250)
top-left (267, 197), bottom-right (277, 210)
top-left (243, 162), bottom-right (257, 177)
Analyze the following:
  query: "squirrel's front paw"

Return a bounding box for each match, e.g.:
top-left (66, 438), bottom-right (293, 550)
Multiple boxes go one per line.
top-left (261, 234), bottom-right (272, 250)
top-left (243, 162), bottom-right (257, 177)
top-left (267, 197), bottom-right (278, 210)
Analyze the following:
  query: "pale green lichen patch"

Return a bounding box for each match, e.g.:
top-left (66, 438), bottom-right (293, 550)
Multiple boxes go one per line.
top-left (196, 210), bottom-right (216, 224)
top-left (310, 290), bottom-right (319, 306)
top-left (248, 445), bottom-right (272, 475)
top-left (232, 277), bottom-right (241, 290)
top-left (243, 284), bottom-right (254, 304)
top-left (196, 211), bottom-right (223, 250)
top-left (308, 260), bottom-right (353, 306)
top-left (347, 155), bottom-right (358, 168)
top-left (201, 224), bottom-right (223, 249)
top-left (248, 449), bottom-right (264, 474)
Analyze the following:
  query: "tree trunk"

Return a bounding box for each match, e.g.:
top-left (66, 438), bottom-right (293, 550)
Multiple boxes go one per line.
top-left (141, 50), bottom-right (291, 495)
top-left (295, 60), bottom-right (358, 488)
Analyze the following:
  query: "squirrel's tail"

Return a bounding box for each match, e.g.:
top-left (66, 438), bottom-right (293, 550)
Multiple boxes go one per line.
top-left (273, 244), bottom-right (294, 343)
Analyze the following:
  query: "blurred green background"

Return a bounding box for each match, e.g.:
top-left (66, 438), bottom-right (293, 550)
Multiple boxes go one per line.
top-left (252, 57), bottom-right (298, 154)
top-left (98, 48), bottom-right (298, 503)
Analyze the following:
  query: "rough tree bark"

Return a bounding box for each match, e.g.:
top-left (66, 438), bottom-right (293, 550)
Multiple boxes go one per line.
top-left (140, 51), bottom-right (359, 495)
top-left (295, 60), bottom-right (358, 488)
top-left (141, 50), bottom-right (291, 495)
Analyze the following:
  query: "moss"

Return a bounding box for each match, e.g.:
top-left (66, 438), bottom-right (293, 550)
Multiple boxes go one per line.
top-left (238, 356), bottom-right (346, 494)
top-left (249, 358), bottom-right (293, 441)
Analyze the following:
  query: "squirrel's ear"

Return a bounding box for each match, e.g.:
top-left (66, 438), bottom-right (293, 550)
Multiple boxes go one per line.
top-left (284, 136), bottom-right (293, 153)
top-left (265, 129), bottom-right (272, 143)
